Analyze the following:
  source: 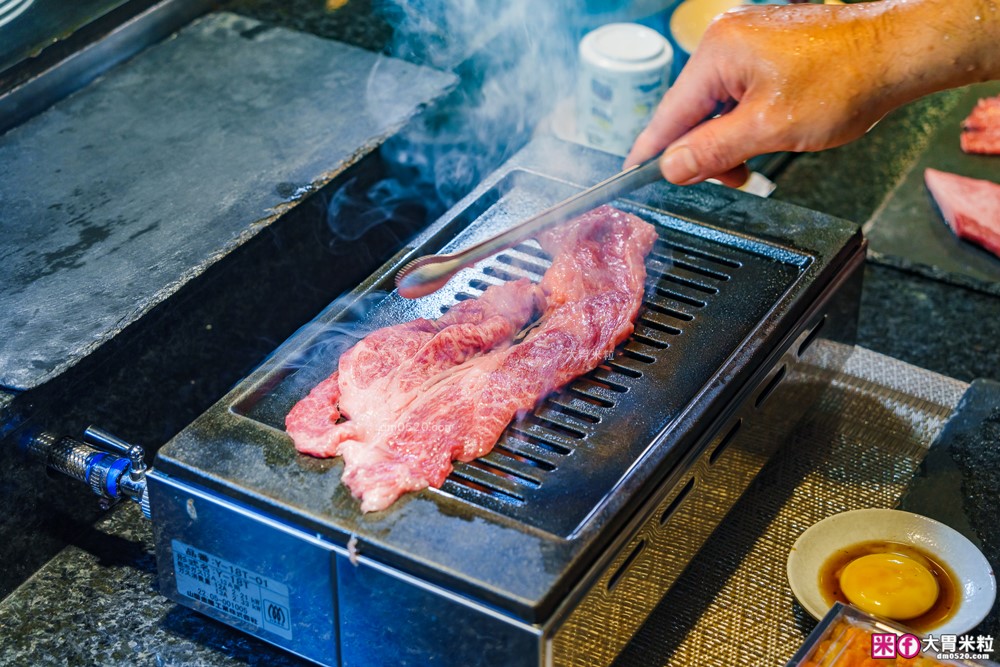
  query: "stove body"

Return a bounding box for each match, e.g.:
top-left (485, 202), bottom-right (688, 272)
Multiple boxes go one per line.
top-left (148, 137), bottom-right (865, 666)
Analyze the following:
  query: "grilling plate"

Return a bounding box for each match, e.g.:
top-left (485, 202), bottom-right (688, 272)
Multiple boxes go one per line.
top-left (148, 137), bottom-right (865, 667)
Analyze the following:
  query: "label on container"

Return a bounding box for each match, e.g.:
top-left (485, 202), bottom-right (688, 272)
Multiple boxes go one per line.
top-left (172, 539), bottom-right (293, 640)
top-left (577, 22), bottom-right (672, 156)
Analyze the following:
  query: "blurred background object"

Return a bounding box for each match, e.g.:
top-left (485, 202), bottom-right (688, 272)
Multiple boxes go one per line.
top-left (576, 22), bottom-right (672, 155)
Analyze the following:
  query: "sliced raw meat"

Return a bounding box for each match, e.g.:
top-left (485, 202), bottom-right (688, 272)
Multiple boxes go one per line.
top-left (960, 94), bottom-right (1000, 155)
top-left (288, 280), bottom-right (541, 460)
top-left (286, 205), bottom-right (657, 512)
top-left (924, 168), bottom-right (1000, 258)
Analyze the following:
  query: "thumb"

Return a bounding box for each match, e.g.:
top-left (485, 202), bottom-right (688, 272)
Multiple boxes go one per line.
top-left (659, 107), bottom-right (767, 185)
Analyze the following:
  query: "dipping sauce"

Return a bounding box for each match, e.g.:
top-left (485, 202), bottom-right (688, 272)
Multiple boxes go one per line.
top-left (819, 541), bottom-right (958, 632)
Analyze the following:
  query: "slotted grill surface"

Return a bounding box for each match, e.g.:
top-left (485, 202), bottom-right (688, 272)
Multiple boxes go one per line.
top-left (236, 177), bottom-right (808, 537)
top-left (439, 232), bottom-right (744, 517)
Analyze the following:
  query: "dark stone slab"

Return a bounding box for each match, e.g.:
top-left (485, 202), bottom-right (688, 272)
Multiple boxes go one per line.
top-left (858, 263), bottom-right (1000, 384)
top-left (221, 0), bottom-right (392, 52)
top-left (1, 365), bottom-right (984, 667)
top-left (865, 81), bottom-right (1000, 295)
top-left (901, 379), bottom-right (1000, 640)
top-left (0, 11), bottom-right (456, 392)
top-left (2, 3), bottom-right (998, 664)
top-left (0, 144), bottom-right (451, 602)
top-left (774, 87), bottom-right (1000, 385)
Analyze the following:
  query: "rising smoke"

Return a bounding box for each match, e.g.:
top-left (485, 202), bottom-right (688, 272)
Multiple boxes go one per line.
top-left (325, 0), bottom-right (583, 242)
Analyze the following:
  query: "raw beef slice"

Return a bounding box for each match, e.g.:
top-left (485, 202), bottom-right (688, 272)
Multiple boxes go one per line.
top-left (924, 168), bottom-right (1000, 258)
top-left (961, 94), bottom-right (1000, 155)
top-left (286, 205), bottom-right (657, 512)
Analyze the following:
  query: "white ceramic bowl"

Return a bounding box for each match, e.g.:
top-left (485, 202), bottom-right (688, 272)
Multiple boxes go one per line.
top-left (787, 508), bottom-right (996, 635)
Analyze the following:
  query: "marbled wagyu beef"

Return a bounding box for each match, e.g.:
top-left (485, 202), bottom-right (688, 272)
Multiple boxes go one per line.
top-left (286, 205), bottom-right (657, 512)
top-left (925, 168), bottom-right (1000, 258)
top-left (960, 94), bottom-right (1000, 155)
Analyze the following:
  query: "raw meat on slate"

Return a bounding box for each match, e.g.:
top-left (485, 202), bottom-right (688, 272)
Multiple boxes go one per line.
top-left (924, 168), bottom-right (1000, 258)
top-left (961, 94), bottom-right (1000, 155)
top-left (286, 205), bottom-right (657, 512)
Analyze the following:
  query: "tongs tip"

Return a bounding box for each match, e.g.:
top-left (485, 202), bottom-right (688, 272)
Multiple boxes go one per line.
top-left (394, 155), bottom-right (665, 300)
top-left (394, 256), bottom-right (453, 300)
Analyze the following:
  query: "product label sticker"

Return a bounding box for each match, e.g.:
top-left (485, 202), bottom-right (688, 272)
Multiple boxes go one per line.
top-left (172, 539), bottom-right (293, 640)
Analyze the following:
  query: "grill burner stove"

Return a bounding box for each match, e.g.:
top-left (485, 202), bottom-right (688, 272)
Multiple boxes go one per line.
top-left (148, 137), bottom-right (865, 666)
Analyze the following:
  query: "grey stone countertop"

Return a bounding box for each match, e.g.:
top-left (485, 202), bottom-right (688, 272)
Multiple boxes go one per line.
top-left (2, 5), bottom-right (1000, 667)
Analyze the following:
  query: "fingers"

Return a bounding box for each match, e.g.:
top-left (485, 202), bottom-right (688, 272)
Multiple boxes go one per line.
top-left (624, 64), bottom-right (724, 168)
top-left (657, 106), bottom-right (769, 185)
top-left (712, 163), bottom-right (751, 189)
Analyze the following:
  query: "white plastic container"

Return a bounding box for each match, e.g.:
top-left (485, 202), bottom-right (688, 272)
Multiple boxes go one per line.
top-left (576, 22), bottom-right (672, 156)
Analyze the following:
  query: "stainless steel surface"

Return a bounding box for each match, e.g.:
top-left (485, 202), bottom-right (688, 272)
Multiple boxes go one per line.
top-left (0, 0), bottom-right (130, 71)
top-left (0, 0), bottom-right (214, 134)
top-left (23, 431), bottom-right (56, 465)
top-left (149, 475), bottom-right (342, 665)
top-left (0, 0), bottom-right (35, 33)
top-left (84, 426), bottom-right (134, 456)
top-left (46, 437), bottom-right (94, 482)
top-left (394, 155), bottom-right (663, 298)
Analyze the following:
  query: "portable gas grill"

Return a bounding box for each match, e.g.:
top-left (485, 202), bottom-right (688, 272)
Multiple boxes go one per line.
top-left (144, 137), bottom-right (865, 667)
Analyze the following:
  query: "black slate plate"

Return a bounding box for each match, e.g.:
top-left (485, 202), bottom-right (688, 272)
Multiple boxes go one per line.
top-left (0, 12), bottom-right (455, 392)
top-left (865, 82), bottom-right (1000, 294)
top-left (899, 378), bottom-right (1000, 639)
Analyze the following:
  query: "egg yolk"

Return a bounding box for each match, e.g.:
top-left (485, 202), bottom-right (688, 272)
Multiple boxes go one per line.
top-left (839, 553), bottom-right (940, 620)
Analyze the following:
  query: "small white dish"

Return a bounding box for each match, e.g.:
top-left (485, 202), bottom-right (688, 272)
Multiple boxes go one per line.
top-left (787, 508), bottom-right (996, 635)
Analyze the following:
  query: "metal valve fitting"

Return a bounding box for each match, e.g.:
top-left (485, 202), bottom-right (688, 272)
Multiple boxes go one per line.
top-left (24, 426), bottom-right (151, 518)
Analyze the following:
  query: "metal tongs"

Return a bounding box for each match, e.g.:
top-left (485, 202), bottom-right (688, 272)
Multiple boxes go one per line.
top-left (395, 155), bottom-right (664, 299)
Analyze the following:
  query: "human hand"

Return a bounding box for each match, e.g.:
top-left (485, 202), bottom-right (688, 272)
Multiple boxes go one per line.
top-left (625, 1), bottom-right (950, 186)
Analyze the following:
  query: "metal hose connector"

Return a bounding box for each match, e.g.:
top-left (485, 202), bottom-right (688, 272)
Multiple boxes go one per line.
top-left (47, 437), bottom-right (97, 483)
top-left (24, 429), bottom-right (151, 519)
